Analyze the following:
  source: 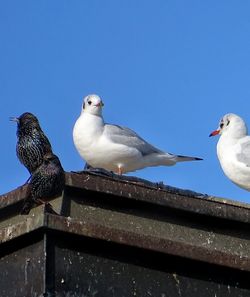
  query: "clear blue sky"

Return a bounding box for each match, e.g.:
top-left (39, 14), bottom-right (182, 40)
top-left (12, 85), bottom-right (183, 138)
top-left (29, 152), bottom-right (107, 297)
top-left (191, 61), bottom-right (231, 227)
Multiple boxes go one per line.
top-left (1, 1), bottom-right (250, 203)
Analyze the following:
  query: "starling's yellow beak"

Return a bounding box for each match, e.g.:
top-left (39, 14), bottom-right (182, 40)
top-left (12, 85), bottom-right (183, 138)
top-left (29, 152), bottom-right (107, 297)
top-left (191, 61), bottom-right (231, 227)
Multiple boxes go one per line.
top-left (9, 116), bottom-right (19, 123)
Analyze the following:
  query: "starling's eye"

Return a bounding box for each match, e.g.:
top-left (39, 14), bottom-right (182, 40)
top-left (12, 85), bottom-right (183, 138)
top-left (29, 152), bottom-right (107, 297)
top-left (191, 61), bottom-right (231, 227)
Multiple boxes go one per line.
top-left (87, 100), bottom-right (92, 105)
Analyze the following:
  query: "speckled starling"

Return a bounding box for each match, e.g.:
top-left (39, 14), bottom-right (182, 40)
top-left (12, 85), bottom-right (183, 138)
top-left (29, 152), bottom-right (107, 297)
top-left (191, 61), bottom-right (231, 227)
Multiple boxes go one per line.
top-left (21, 152), bottom-right (65, 214)
top-left (11, 112), bottom-right (53, 174)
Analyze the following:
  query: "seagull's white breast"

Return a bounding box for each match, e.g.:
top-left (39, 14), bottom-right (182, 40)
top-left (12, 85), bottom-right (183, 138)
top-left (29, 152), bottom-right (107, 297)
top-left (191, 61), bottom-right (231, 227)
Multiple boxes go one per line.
top-left (217, 135), bottom-right (250, 191)
top-left (73, 113), bottom-right (142, 172)
top-left (73, 113), bottom-right (104, 163)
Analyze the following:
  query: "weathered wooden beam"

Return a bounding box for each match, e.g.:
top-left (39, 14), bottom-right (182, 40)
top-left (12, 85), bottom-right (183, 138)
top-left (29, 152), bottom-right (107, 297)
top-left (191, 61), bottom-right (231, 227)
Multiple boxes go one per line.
top-left (0, 171), bottom-right (250, 296)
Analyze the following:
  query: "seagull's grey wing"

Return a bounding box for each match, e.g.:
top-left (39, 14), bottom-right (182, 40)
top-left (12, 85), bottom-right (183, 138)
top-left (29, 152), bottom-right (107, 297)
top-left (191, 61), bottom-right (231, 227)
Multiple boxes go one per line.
top-left (104, 124), bottom-right (163, 156)
top-left (237, 140), bottom-right (250, 166)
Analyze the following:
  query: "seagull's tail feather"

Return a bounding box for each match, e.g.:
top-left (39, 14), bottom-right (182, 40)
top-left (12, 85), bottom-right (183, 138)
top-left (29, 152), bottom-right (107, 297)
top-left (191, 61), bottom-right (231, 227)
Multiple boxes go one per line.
top-left (176, 155), bottom-right (203, 162)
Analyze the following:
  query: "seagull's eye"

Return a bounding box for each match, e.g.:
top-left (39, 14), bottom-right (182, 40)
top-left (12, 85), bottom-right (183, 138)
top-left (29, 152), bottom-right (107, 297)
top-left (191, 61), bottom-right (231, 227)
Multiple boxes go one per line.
top-left (87, 100), bottom-right (92, 105)
top-left (220, 122), bottom-right (224, 129)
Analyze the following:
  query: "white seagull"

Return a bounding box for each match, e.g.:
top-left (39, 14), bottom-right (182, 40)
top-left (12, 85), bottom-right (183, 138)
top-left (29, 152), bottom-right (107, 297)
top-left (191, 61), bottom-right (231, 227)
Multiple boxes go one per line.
top-left (73, 94), bottom-right (202, 175)
top-left (210, 113), bottom-right (250, 191)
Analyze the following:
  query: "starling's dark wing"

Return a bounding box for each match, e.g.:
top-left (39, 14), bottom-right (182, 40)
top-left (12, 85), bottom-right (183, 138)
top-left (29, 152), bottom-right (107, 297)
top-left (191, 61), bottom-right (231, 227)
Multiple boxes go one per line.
top-left (20, 155), bottom-right (65, 215)
top-left (31, 153), bottom-right (65, 199)
top-left (17, 131), bottom-right (53, 174)
top-left (104, 124), bottom-right (163, 156)
top-left (39, 131), bottom-right (53, 152)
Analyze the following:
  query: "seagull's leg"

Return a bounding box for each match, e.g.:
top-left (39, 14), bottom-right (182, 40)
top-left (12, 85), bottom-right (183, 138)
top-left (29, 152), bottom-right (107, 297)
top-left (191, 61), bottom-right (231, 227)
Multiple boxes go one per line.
top-left (118, 165), bottom-right (123, 175)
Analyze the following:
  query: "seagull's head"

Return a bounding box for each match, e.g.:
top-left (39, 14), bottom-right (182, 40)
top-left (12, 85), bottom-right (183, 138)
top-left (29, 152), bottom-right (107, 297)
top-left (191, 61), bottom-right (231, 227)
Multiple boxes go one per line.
top-left (209, 113), bottom-right (247, 139)
top-left (82, 94), bottom-right (104, 116)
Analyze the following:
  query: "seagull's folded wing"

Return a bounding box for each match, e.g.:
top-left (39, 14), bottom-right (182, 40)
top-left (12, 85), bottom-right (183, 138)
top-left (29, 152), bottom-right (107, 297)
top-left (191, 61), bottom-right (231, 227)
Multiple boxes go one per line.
top-left (237, 137), bottom-right (250, 167)
top-left (104, 124), bottom-right (164, 156)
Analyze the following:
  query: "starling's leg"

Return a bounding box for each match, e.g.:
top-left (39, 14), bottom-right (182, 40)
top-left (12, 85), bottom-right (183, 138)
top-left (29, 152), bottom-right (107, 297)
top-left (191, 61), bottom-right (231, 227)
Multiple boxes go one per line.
top-left (21, 198), bottom-right (59, 215)
top-left (25, 175), bottom-right (31, 184)
top-left (20, 198), bottom-right (33, 215)
top-left (20, 175), bottom-right (31, 188)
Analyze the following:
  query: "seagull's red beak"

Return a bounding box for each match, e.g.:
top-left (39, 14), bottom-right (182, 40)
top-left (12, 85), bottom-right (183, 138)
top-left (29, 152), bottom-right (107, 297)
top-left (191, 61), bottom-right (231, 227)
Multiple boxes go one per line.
top-left (209, 129), bottom-right (220, 137)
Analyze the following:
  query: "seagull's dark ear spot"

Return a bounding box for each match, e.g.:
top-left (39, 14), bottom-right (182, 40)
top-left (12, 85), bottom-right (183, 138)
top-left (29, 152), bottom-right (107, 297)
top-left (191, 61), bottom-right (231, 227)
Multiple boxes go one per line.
top-left (226, 120), bottom-right (230, 126)
top-left (82, 102), bottom-right (85, 110)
